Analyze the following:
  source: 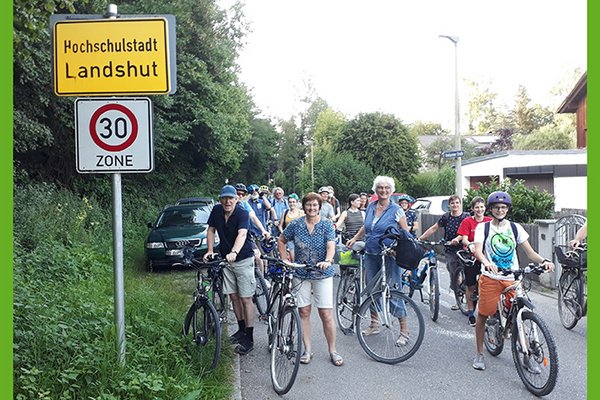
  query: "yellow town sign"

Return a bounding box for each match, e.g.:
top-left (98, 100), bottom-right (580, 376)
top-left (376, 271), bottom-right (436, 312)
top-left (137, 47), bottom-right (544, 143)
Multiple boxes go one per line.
top-left (53, 18), bottom-right (173, 96)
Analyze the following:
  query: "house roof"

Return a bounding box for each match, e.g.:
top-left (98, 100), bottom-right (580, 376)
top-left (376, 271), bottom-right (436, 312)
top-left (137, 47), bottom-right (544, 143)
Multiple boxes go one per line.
top-left (557, 71), bottom-right (587, 113)
top-left (462, 149), bottom-right (587, 166)
top-left (417, 135), bottom-right (498, 148)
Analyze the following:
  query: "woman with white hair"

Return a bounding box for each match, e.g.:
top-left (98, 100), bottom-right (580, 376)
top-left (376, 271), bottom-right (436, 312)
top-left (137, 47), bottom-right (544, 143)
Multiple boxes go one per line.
top-left (347, 176), bottom-right (411, 344)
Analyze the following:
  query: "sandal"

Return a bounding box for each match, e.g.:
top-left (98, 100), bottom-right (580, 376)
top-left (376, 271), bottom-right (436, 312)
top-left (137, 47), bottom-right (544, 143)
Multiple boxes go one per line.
top-left (330, 351), bottom-right (344, 366)
top-left (300, 351), bottom-right (313, 364)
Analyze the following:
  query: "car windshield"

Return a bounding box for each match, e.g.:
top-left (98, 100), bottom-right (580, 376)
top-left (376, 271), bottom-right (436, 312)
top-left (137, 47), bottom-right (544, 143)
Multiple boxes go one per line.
top-left (156, 206), bottom-right (211, 227)
top-left (410, 200), bottom-right (431, 210)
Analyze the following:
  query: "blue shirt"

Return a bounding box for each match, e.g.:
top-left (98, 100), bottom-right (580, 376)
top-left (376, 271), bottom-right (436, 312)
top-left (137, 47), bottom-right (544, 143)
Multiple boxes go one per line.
top-left (364, 201), bottom-right (405, 254)
top-left (271, 198), bottom-right (289, 221)
top-left (207, 203), bottom-right (254, 261)
top-left (248, 198), bottom-right (269, 237)
top-left (282, 216), bottom-right (336, 280)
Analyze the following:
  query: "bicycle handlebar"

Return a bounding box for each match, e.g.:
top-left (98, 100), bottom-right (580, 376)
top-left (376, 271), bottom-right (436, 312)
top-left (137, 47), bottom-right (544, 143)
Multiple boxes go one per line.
top-left (498, 263), bottom-right (547, 277)
top-left (261, 255), bottom-right (320, 272)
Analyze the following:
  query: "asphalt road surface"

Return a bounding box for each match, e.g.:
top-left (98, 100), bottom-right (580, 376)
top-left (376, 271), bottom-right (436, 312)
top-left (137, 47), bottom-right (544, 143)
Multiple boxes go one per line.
top-left (233, 262), bottom-right (587, 400)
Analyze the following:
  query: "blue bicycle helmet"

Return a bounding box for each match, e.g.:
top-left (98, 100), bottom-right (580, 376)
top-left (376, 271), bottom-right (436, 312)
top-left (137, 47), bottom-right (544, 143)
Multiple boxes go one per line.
top-left (248, 184), bottom-right (259, 193)
top-left (397, 194), bottom-right (415, 203)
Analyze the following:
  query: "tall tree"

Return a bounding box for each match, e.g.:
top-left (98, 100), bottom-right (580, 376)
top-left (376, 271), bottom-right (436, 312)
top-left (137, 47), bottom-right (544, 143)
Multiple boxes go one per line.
top-left (465, 79), bottom-right (508, 135)
top-left (336, 112), bottom-right (421, 179)
top-left (313, 108), bottom-right (347, 151)
top-left (236, 118), bottom-right (279, 184)
top-left (276, 118), bottom-right (303, 192)
top-left (510, 85), bottom-right (554, 135)
top-left (409, 121), bottom-right (449, 136)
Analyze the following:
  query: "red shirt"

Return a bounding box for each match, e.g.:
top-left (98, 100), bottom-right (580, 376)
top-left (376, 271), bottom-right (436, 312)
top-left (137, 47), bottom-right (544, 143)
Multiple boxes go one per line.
top-left (457, 216), bottom-right (493, 243)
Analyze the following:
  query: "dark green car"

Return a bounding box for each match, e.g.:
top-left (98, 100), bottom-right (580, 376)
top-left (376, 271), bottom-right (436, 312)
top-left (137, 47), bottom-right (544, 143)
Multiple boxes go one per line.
top-left (145, 203), bottom-right (219, 272)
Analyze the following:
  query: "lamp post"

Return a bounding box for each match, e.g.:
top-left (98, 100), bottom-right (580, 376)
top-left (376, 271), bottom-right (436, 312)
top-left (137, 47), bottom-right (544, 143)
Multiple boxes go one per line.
top-left (439, 34), bottom-right (462, 197)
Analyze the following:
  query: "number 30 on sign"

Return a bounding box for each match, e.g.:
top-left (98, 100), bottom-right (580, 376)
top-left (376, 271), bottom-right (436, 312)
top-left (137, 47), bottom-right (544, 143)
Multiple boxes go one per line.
top-left (75, 98), bottom-right (154, 173)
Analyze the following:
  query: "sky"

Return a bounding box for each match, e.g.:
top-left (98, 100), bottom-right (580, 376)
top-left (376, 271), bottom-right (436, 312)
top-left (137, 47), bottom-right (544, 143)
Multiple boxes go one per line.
top-left (234, 0), bottom-right (587, 131)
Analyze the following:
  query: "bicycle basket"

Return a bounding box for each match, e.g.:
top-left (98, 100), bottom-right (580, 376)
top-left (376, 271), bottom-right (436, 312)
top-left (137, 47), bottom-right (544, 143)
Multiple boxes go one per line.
top-left (393, 230), bottom-right (425, 271)
top-left (555, 245), bottom-right (583, 269)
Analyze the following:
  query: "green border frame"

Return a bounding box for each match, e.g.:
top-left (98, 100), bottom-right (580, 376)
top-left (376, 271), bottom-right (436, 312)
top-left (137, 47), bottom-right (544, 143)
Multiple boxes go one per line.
top-left (2, 1), bottom-right (13, 397)
top-left (588, 1), bottom-right (596, 398)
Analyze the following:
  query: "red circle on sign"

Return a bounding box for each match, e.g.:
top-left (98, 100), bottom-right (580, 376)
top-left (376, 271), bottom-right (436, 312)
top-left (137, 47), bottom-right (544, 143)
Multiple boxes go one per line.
top-left (89, 103), bottom-right (139, 152)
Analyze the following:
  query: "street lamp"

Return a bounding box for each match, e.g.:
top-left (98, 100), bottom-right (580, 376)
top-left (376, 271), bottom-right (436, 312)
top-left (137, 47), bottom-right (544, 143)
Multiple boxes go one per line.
top-left (439, 34), bottom-right (462, 197)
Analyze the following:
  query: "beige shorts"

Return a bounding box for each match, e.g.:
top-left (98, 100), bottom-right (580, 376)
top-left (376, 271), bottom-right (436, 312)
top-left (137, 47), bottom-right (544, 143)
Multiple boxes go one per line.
top-left (293, 277), bottom-right (334, 309)
top-left (222, 256), bottom-right (256, 298)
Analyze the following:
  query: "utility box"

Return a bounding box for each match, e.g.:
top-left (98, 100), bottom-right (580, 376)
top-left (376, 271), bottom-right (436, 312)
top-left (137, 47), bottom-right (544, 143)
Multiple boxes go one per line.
top-left (535, 219), bottom-right (557, 288)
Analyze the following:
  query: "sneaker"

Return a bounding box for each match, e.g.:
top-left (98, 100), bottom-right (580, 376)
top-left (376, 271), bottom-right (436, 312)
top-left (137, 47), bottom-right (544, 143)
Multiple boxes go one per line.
top-left (451, 304), bottom-right (460, 311)
top-left (235, 337), bottom-right (254, 355)
top-left (229, 330), bottom-right (246, 344)
top-left (468, 315), bottom-right (476, 327)
top-left (396, 332), bottom-right (409, 346)
top-left (361, 324), bottom-right (380, 336)
top-left (523, 355), bottom-right (542, 375)
top-left (473, 353), bottom-right (486, 370)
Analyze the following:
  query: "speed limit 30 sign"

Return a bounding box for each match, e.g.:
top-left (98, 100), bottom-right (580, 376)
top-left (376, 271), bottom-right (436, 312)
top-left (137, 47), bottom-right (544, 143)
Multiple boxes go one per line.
top-left (75, 97), bottom-right (153, 173)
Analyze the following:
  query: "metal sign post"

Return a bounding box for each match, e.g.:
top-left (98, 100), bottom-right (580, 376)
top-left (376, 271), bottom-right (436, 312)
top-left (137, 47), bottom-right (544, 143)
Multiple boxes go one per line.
top-left (55, 2), bottom-right (174, 365)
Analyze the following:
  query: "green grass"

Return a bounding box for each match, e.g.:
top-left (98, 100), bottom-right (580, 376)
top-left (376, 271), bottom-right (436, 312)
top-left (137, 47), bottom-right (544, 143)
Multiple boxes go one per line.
top-left (13, 183), bottom-right (234, 399)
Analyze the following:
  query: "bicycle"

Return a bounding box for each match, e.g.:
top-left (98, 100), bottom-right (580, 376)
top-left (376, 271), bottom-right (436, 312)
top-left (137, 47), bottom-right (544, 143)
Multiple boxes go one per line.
top-left (555, 243), bottom-right (587, 329)
top-left (252, 235), bottom-right (277, 318)
top-left (261, 255), bottom-right (319, 395)
top-left (454, 246), bottom-right (479, 316)
top-left (483, 264), bottom-right (559, 396)
top-left (354, 234), bottom-right (425, 364)
top-left (335, 241), bottom-right (365, 335)
top-left (400, 239), bottom-right (445, 322)
top-left (179, 247), bottom-right (226, 371)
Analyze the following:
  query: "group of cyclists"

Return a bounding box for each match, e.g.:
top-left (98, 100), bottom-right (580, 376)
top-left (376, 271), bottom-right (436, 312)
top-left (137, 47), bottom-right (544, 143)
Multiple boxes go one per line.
top-left (202, 178), bottom-right (557, 373)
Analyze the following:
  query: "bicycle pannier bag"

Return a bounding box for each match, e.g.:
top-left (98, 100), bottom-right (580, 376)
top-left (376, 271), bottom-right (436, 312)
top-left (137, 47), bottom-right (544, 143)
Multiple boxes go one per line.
top-left (393, 229), bottom-right (425, 271)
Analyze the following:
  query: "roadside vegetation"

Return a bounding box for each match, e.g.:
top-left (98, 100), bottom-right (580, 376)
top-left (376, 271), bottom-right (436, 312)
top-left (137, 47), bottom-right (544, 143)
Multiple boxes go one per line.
top-left (14, 183), bottom-right (234, 400)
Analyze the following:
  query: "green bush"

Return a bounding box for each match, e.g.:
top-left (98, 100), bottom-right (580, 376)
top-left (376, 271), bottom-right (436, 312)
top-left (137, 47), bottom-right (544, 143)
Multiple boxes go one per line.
top-left (402, 166), bottom-right (455, 198)
top-left (464, 177), bottom-right (554, 223)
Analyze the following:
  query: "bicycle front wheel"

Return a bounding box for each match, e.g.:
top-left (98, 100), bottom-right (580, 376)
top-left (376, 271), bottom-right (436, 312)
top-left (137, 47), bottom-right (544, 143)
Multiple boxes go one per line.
top-left (356, 290), bottom-right (425, 364)
top-left (335, 269), bottom-right (358, 335)
top-left (558, 270), bottom-right (581, 329)
top-left (512, 310), bottom-right (559, 396)
top-left (428, 267), bottom-right (440, 321)
top-left (183, 300), bottom-right (222, 371)
top-left (270, 306), bottom-right (302, 395)
top-left (254, 268), bottom-right (270, 318)
top-left (453, 267), bottom-right (469, 316)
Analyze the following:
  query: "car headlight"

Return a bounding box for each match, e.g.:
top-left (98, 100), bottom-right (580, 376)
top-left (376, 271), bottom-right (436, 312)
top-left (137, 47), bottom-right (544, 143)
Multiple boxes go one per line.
top-left (146, 242), bottom-right (165, 249)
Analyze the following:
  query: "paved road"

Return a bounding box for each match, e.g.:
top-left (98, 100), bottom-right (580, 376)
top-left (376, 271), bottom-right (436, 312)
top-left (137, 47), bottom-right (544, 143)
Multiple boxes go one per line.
top-left (233, 263), bottom-right (587, 400)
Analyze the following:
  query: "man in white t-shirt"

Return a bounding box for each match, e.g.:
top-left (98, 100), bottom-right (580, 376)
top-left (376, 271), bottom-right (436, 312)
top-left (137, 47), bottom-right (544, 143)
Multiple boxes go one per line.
top-left (471, 191), bottom-right (554, 371)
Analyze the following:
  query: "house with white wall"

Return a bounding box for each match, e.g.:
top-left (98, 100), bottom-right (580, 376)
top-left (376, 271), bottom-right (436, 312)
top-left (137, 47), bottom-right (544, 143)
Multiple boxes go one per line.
top-left (460, 149), bottom-right (587, 211)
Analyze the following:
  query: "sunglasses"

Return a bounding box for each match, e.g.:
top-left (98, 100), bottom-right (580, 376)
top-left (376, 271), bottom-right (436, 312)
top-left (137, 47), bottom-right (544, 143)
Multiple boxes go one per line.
top-left (236, 192), bottom-right (246, 196)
